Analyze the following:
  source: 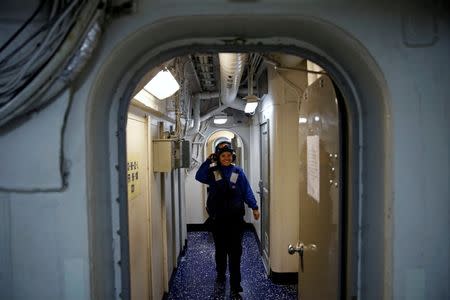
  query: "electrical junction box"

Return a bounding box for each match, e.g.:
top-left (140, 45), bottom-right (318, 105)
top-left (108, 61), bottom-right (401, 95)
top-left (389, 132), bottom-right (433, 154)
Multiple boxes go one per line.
top-left (173, 140), bottom-right (191, 169)
top-left (152, 139), bottom-right (173, 172)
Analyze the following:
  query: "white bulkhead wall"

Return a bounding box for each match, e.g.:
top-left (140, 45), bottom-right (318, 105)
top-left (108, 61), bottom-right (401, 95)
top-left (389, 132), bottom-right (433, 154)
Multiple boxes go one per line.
top-left (185, 167), bottom-right (207, 223)
top-left (258, 57), bottom-right (308, 273)
top-left (148, 116), bottom-right (187, 298)
top-left (126, 102), bottom-right (187, 299)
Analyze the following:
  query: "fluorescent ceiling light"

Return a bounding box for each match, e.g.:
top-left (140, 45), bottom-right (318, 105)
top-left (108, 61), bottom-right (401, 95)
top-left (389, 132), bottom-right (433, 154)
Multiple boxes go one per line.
top-left (214, 114), bottom-right (228, 125)
top-left (144, 69), bottom-right (180, 100)
top-left (134, 89), bottom-right (153, 106)
top-left (243, 95), bottom-right (259, 114)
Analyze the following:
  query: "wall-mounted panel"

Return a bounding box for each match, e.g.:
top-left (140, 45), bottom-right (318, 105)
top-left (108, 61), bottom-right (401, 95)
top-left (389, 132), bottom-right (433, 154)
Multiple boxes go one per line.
top-left (153, 140), bottom-right (173, 172)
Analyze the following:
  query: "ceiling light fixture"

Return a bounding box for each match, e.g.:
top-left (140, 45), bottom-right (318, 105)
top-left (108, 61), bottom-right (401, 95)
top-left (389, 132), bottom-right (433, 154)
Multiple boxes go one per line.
top-left (134, 89), bottom-right (153, 107)
top-left (243, 94), bottom-right (259, 114)
top-left (144, 69), bottom-right (180, 100)
top-left (213, 113), bottom-right (228, 125)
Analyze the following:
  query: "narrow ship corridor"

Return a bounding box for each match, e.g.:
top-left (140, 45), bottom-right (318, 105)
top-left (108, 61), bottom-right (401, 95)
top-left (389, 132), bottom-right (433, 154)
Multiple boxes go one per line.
top-left (125, 51), bottom-right (344, 299)
top-left (168, 229), bottom-right (297, 299)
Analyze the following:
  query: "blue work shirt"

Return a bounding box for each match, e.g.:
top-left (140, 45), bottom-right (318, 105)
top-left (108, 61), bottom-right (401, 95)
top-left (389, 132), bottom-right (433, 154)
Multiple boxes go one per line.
top-left (195, 159), bottom-right (258, 218)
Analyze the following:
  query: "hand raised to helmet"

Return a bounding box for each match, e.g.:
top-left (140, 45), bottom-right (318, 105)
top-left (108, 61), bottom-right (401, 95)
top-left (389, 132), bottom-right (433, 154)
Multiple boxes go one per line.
top-left (208, 153), bottom-right (217, 162)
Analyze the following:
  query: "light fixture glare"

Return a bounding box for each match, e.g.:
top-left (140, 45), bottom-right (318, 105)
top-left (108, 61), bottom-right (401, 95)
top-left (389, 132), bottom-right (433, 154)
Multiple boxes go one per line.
top-left (299, 117), bottom-right (308, 124)
top-left (243, 95), bottom-right (259, 114)
top-left (244, 102), bottom-right (258, 114)
top-left (134, 89), bottom-right (153, 106)
top-left (144, 69), bottom-right (180, 100)
top-left (213, 114), bottom-right (228, 125)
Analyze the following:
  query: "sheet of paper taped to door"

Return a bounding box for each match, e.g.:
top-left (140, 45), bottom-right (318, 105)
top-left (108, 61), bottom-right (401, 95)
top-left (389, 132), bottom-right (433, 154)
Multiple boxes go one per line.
top-left (307, 135), bottom-right (320, 202)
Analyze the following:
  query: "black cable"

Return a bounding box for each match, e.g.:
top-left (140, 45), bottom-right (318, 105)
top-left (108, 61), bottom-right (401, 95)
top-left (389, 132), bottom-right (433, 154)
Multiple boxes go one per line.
top-left (0, 0), bottom-right (83, 100)
top-left (0, 23), bottom-right (50, 67)
top-left (0, 0), bottom-right (47, 54)
top-left (0, 0), bottom-right (82, 67)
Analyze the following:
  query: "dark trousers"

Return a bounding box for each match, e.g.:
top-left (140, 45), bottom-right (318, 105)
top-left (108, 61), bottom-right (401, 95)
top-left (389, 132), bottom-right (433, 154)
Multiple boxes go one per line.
top-left (212, 217), bottom-right (244, 290)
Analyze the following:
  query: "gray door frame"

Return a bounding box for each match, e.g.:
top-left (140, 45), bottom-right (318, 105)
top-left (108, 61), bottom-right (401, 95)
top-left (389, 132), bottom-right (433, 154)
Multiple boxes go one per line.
top-left (259, 121), bottom-right (270, 272)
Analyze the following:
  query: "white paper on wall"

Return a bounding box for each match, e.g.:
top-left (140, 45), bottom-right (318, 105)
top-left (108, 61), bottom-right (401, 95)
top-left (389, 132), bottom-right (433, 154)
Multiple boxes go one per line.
top-left (127, 153), bottom-right (141, 200)
top-left (307, 135), bottom-right (320, 202)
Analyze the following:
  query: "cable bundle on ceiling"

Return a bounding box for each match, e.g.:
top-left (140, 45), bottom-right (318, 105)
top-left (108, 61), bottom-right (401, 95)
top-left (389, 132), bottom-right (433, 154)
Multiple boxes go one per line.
top-left (0, 0), bottom-right (104, 128)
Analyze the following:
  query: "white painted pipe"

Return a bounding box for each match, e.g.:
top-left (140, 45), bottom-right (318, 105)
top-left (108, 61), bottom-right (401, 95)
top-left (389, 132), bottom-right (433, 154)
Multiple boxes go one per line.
top-left (219, 53), bottom-right (248, 106)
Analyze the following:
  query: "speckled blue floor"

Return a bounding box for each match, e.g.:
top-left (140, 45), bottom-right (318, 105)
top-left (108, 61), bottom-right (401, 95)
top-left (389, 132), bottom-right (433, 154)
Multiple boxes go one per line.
top-left (168, 230), bottom-right (297, 300)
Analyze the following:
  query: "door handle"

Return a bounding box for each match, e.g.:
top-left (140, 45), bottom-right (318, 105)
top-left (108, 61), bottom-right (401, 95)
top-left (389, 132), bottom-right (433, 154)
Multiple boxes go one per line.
top-left (288, 242), bottom-right (317, 272)
top-left (288, 242), bottom-right (317, 255)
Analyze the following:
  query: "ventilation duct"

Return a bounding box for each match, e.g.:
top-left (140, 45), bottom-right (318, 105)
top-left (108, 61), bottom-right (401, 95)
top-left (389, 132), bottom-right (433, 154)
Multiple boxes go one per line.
top-left (186, 53), bottom-right (248, 135)
top-left (218, 53), bottom-right (247, 111)
top-left (186, 92), bottom-right (220, 135)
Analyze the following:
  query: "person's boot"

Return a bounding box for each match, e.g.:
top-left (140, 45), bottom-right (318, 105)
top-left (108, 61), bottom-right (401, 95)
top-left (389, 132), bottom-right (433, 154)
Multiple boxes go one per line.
top-left (213, 274), bottom-right (226, 298)
top-left (230, 290), bottom-right (242, 300)
top-left (230, 285), bottom-right (243, 299)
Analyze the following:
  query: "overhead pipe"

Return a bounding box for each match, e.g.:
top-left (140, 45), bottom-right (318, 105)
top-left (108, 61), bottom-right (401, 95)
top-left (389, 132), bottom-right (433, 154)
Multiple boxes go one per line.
top-left (186, 53), bottom-right (248, 135)
top-left (198, 97), bottom-right (247, 122)
top-left (219, 53), bottom-right (247, 107)
top-left (186, 94), bottom-right (201, 136)
top-left (186, 92), bottom-right (220, 135)
top-left (225, 97), bottom-right (246, 111)
top-left (199, 92), bottom-right (219, 100)
top-left (200, 105), bottom-right (229, 122)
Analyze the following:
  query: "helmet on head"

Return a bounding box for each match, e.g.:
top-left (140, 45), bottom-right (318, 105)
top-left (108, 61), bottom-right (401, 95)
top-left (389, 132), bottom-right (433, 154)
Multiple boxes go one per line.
top-left (215, 141), bottom-right (236, 162)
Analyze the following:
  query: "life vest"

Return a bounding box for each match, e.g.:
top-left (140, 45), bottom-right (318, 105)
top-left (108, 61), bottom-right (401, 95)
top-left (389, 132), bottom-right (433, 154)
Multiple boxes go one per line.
top-left (206, 166), bottom-right (245, 219)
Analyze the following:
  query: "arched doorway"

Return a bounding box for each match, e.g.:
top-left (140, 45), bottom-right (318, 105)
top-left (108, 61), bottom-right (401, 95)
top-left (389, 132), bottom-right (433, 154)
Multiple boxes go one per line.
top-left (85, 16), bottom-right (391, 300)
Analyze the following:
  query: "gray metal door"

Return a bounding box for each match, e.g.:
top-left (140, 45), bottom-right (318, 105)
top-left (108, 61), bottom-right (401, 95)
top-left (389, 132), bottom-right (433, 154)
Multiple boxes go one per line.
top-left (259, 121), bottom-right (270, 271)
top-left (294, 76), bottom-right (342, 299)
